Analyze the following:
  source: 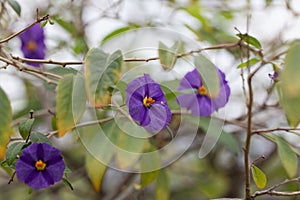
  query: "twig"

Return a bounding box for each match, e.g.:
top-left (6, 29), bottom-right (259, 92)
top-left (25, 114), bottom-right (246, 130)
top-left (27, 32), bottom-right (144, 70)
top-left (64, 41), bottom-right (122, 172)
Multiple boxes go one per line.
top-left (0, 14), bottom-right (49, 44)
top-left (11, 56), bottom-right (84, 67)
top-left (46, 117), bottom-right (114, 138)
top-left (252, 177), bottom-right (300, 198)
top-left (252, 127), bottom-right (300, 135)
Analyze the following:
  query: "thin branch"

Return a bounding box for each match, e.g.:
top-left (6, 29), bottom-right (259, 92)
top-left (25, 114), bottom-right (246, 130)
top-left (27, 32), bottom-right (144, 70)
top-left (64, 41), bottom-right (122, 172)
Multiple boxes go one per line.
top-left (252, 127), bottom-right (300, 135)
top-left (252, 177), bottom-right (300, 198)
top-left (46, 117), bottom-right (114, 138)
top-left (11, 56), bottom-right (84, 67)
top-left (0, 14), bottom-right (49, 44)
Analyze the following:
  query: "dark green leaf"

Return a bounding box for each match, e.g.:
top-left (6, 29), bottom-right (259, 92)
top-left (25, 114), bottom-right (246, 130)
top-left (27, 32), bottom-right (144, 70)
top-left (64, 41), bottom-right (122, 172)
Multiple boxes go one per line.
top-left (29, 132), bottom-right (51, 144)
top-left (18, 118), bottom-right (35, 140)
top-left (237, 33), bottom-right (262, 49)
top-left (7, 0), bottom-right (21, 16)
top-left (155, 170), bottom-right (170, 200)
top-left (280, 42), bottom-right (300, 127)
top-left (0, 86), bottom-right (15, 160)
top-left (62, 177), bottom-right (74, 190)
top-left (237, 58), bottom-right (260, 69)
top-left (5, 142), bottom-right (25, 166)
top-left (251, 165), bottom-right (267, 189)
top-left (40, 20), bottom-right (48, 28)
top-left (194, 55), bottom-right (220, 98)
top-left (275, 137), bottom-right (298, 178)
top-left (84, 48), bottom-right (123, 108)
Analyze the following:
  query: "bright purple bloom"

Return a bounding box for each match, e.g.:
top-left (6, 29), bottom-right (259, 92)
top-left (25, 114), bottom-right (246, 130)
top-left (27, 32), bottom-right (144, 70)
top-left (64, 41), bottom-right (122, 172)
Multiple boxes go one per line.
top-left (19, 24), bottom-right (46, 67)
top-left (126, 74), bottom-right (171, 132)
top-left (15, 143), bottom-right (65, 190)
top-left (177, 68), bottom-right (230, 116)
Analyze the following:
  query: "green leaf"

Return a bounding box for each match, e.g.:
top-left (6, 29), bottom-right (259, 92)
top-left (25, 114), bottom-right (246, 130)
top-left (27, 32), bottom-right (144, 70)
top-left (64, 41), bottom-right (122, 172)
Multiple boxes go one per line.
top-left (62, 177), bottom-right (74, 190)
top-left (73, 37), bottom-right (89, 54)
top-left (53, 17), bottom-right (74, 34)
top-left (84, 48), bottom-right (123, 108)
top-left (251, 165), bottom-right (267, 189)
top-left (29, 132), bottom-right (51, 144)
top-left (18, 118), bottom-right (35, 140)
top-left (237, 33), bottom-right (262, 49)
top-left (158, 41), bottom-right (183, 70)
top-left (101, 26), bottom-right (131, 45)
top-left (194, 55), bottom-right (220, 98)
top-left (237, 58), bottom-right (260, 69)
top-left (0, 87), bottom-right (15, 160)
top-left (85, 153), bottom-right (107, 192)
top-left (7, 0), bottom-right (21, 16)
top-left (5, 142), bottom-right (25, 166)
top-left (280, 42), bottom-right (300, 127)
top-left (155, 170), bottom-right (170, 200)
top-left (56, 74), bottom-right (86, 137)
top-left (275, 137), bottom-right (298, 178)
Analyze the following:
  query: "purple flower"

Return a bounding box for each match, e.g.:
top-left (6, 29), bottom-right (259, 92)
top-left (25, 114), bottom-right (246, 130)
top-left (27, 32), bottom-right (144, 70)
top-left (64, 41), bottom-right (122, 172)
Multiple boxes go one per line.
top-left (177, 68), bottom-right (230, 116)
top-left (15, 143), bottom-right (65, 190)
top-left (126, 74), bottom-right (171, 132)
top-left (19, 24), bottom-right (46, 67)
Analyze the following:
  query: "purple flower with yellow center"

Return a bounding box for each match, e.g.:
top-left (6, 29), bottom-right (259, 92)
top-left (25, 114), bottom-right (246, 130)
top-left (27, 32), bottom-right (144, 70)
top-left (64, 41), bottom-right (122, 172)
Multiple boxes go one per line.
top-left (15, 143), bottom-right (65, 190)
top-left (19, 24), bottom-right (46, 67)
top-left (177, 68), bottom-right (230, 116)
top-left (126, 74), bottom-right (171, 132)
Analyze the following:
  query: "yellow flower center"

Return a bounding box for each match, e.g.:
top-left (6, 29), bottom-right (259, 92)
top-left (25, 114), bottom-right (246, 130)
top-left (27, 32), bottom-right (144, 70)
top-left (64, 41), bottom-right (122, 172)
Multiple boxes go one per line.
top-left (35, 160), bottom-right (47, 171)
top-left (143, 96), bottom-right (155, 107)
top-left (198, 86), bottom-right (208, 96)
top-left (26, 40), bottom-right (37, 51)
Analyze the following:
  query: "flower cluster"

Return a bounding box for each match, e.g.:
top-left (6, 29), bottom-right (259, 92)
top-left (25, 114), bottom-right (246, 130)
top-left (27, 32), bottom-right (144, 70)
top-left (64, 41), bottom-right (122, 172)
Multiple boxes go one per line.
top-left (126, 67), bottom-right (230, 131)
top-left (19, 24), bottom-right (46, 67)
top-left (15, 143), bottom-right (65, 190)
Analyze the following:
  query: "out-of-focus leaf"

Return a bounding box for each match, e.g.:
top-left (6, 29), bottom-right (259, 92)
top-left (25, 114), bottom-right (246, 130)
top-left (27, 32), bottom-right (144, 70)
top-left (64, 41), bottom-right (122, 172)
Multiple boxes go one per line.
top-left (73, 37), bottom-right (89, 54)
top-left (158, 41), bottom-right (184, 70)
top-left (237, 58), bottom-right (260, 69)
top-left (5, 142), bottom-right (25, 166)
top-left (251, 165), bottom-right (267, 189)
top-left (18, 118), bottom-right (35, 140)
top-left (29, 132), bottom-right (51, 144)
top-left (115, 80), bottom-right (127, 102)
top-left (280, 42), bottom-right (300, 127)
top-left (85, 153), bottom-right (107, 192)
top-left (141, 170), bottom-right (159, 188)
top-left (84, 48), bottom-right (123, 108)
top-left (53, 17), bottom-right (74, 34)
top-left (155, 169), bottom-right (170, 200)
top-left (7, 0), bottom-right (21, 16)
top-left (194, 55), bottom-right (220, 98)
top-left (101, 26), bottom-right (131, 45)
top-left (275, 136), bottom-right (298, 178)
top-left (236, 33), bottom-right (262, 49)
top-left (56, 74), bottom-right (86, 137)
top-left (0, 87), bottom-right (14, 160)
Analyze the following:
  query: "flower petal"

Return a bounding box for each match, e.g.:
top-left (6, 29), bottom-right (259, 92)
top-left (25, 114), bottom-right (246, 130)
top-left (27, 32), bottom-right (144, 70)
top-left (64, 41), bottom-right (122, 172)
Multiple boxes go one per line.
top-left (178, 68), bottom-right (201, 90)
top-left (143, 103), bottom-right (171, 131)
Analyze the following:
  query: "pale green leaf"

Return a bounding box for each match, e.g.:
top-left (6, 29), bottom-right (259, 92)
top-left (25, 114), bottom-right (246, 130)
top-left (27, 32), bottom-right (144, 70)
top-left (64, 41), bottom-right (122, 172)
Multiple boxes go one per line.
top-left (141, 170), bottom-right (159, 188)
top-left (194, 55), bottom-right (220, 98)
top-left (158, 41), bottom-right (183, 70)
top-left (5, 142), bottom-right (25, 166)
top-left (275, 137), bottom-right (298, 178)
top-left (0, 87), bottom-right (14, 160)
top-left (56, 74), bottom-right (86, 137)
top-left (84, 48), bottom-right (123, 108)
top-left (155, 170), bottom-right (170, 200)
top-left (29, 132), bottom-right (51, 144)
top-left (280, 42), bottom-right (300, 127)
top-left (101, 26), bottom-right (131, 45)
top-left (251, 165), bottom-right (267, 189)
top-left (85, 153), bottom-right (107, 192)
